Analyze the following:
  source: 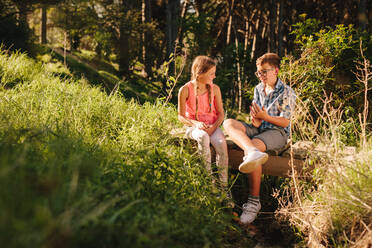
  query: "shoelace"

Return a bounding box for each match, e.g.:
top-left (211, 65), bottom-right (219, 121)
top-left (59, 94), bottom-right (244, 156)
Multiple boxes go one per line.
top-left (242, 198), bottom-right (260, 212)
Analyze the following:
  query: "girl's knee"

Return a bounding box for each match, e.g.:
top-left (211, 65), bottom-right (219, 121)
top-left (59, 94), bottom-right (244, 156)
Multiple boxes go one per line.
top-left (196, 131), bottom-right (210, 145)
top-left (212, 136), bottom-right (223, 144)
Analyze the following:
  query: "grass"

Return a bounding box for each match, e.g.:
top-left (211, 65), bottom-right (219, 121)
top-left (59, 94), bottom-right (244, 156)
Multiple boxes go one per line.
top-left (277, 139), bottom-right (372, 248)
top-left (0, 49), bottom-right (238, 247)
top-left (36, 45), bottom-right (160, 104)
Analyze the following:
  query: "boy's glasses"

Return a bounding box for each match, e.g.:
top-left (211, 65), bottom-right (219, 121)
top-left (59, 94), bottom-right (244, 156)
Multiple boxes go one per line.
top-left (255, 68), bottom-right (275, 77)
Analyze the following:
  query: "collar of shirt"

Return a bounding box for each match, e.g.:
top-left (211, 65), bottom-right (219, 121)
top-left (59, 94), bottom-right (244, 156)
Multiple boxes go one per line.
top-left (256, 78), bottom-right (284, 96)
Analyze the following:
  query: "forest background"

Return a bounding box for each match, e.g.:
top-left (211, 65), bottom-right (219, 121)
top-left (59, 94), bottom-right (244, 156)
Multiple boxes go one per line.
top-left (1, 0), bottom-right (371, 114)
top-left (0, 0), bottom-right (371, 247)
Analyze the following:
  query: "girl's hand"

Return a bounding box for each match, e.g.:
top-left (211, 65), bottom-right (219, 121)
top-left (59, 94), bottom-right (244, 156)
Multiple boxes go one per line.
top-left (194, 121), bottom-right (208, 130)
top-left (204, 125), bottom-right (215, 136)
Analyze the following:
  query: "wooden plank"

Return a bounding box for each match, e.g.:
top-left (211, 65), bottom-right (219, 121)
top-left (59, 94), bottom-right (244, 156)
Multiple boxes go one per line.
top-left (226, 148), bottom-right (305, 177)
top-left (170, 128), bottom-right (356, 177)
top-left (171, 127), bottom-right (307, 177)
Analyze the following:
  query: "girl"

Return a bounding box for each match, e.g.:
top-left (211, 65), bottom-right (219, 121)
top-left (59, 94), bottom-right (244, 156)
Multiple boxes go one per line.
top-left (178, 56), bottom-right (228, 187)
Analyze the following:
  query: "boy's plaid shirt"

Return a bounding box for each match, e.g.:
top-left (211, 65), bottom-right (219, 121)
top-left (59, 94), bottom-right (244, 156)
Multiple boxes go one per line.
top-left (253, 78), bottom-right (296, 135)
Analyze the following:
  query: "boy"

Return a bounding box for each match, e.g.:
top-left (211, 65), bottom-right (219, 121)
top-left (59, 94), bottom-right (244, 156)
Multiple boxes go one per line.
top-left (223, 53), bottom-right (296, 224)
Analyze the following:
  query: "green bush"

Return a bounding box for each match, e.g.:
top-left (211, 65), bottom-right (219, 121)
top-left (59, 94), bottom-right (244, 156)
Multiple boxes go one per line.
top-left (281, 21), bottom-right (371, 144)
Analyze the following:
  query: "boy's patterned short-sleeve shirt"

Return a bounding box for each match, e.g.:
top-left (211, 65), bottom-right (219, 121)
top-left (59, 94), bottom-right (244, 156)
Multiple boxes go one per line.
top-left (253, 78), bottom-right (296, 135)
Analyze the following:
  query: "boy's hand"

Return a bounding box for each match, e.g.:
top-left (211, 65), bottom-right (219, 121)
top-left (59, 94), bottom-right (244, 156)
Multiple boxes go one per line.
top-left (251, 116), bottom-right (262, 127)
top-left (250, 102), bottom-right (268, 121)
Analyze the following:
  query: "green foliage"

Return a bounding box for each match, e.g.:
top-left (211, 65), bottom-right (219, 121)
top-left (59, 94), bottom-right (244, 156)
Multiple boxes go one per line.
top-left (183, 12), bottom-right (216, 57)
top-left (281, 21), bottom-right (371, 144)
top-left (93, 30), bottom-right (114, 59)
top-left (216, 43), bottom-right (256, 115)
top-left (291, 14), bottom-right (322, 47)
top-left (283, 23), bottom-right (355, 102)
top-left (0, 50), bottom-right (232, 247)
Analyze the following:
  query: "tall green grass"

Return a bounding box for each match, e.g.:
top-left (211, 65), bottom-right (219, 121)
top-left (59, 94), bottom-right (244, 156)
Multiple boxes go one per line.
top-left (0, 50), bottom-right (232, 247)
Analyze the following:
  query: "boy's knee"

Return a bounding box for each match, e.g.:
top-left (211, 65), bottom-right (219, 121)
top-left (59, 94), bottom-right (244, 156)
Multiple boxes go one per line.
top-left (223, 119), bottom-right (235, 130)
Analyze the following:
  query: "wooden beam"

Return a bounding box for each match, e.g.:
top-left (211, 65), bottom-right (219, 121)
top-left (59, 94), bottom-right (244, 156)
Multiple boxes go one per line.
top-left (171, 127), bottom-right (309, 177)
top-left (225, 147), bottom-right (305, 177)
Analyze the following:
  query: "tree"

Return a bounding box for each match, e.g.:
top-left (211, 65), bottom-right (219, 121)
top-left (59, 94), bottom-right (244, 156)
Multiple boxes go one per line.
top-left (39, 0), bottom-right (63, 44)
top-left (50, 0), bottom-right (96, 51)
top-left (0, 0), bottom-right (34, 52)
top-left (165, 0), bottom-right (180, 76)
top-left (142, 0), bottom-right (152, 78)
top-left (40, 4), bottom-right (47, 44)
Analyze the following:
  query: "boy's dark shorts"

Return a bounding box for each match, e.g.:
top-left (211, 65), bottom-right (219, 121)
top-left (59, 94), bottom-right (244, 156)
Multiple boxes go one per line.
top-left (240, 122), bottom-right (288, 151)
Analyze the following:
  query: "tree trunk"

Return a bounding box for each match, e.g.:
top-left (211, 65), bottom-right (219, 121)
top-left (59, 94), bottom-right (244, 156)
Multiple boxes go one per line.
top-left (40, 4), bottom-right (47, 44)
top-left (267, 0), bottom-right (276, 53)
top-left (193, 0), bottom-right (202, 16)
top-left (165, 0), bottom-right (180, 77)
top-left (16, 2), bottom-right (29, 29)
top-left (242, 18), bottom-right (249, 111)
top-left (358, 0), bottom-right (367, 31)
top-left (119, 23), bottom-right (130, 76)
top-left (141, 0), bottom-right (145, 74)
top-left (142, 0), bottom-right (152, 78)
top-left (244, 19), bottom-right (249, 52)
top-left (226, 0), bottom-right (234, 45)
top-left (63, 30), bottom-right (67, 66)
top-left (235, 33), bottom-right (242, 113)
top-left (277, 0), bottom-right (284, 57)
top-left (175, 0), bottom-right (189, 51)
top-left (251, 10), bottom-right (261, 60)
top-left (118, 0), bottom-right (130, 77)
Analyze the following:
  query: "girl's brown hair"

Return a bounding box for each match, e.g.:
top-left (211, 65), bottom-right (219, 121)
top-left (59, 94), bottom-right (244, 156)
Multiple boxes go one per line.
top-left (191, 56), bottom-right (216, 119)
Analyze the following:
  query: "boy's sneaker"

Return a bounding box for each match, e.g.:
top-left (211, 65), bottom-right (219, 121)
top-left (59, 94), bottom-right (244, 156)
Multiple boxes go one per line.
top-left (240, 198), bottom-right (261, 224)
top-left (238, 150), bottom-right (268, 173)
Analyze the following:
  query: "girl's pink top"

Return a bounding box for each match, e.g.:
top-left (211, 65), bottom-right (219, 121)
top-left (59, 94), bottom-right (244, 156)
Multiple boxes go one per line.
top-left (185, 81), bottom-right (218, 125)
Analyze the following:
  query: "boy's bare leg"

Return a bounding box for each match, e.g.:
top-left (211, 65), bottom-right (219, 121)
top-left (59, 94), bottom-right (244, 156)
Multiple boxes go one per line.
top-left (223, 119), bottom-right (266, 153)
top-left (224, 119), bottom-right (267, 197)
top-left (249, 138), bottom-right (266, 196)
top-left (223, 119), bottom-right (255, 154)
top-left (248, 165), bottom-right (262, 196)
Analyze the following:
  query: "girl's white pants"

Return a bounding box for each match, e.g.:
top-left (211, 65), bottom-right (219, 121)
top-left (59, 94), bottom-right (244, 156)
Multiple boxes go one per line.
top-left (185, 127), bottom-right (229, 186)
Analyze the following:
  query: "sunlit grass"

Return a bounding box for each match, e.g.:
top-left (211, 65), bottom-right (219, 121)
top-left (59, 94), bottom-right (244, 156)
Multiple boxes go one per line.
top-left (0, 49), bottom-right (232, 247)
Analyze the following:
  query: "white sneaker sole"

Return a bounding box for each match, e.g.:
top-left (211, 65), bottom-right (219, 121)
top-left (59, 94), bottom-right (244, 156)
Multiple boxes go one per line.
top-left (238, 153), bottom-right (268, 173)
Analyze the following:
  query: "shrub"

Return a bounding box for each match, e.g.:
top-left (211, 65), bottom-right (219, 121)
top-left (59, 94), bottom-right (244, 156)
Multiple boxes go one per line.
top-left (281, 21), bottom-right (371, 144)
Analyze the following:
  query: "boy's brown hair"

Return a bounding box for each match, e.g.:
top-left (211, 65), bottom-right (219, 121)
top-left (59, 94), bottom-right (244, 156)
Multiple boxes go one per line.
top-left (256, 53), bottom-right (281, 68)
